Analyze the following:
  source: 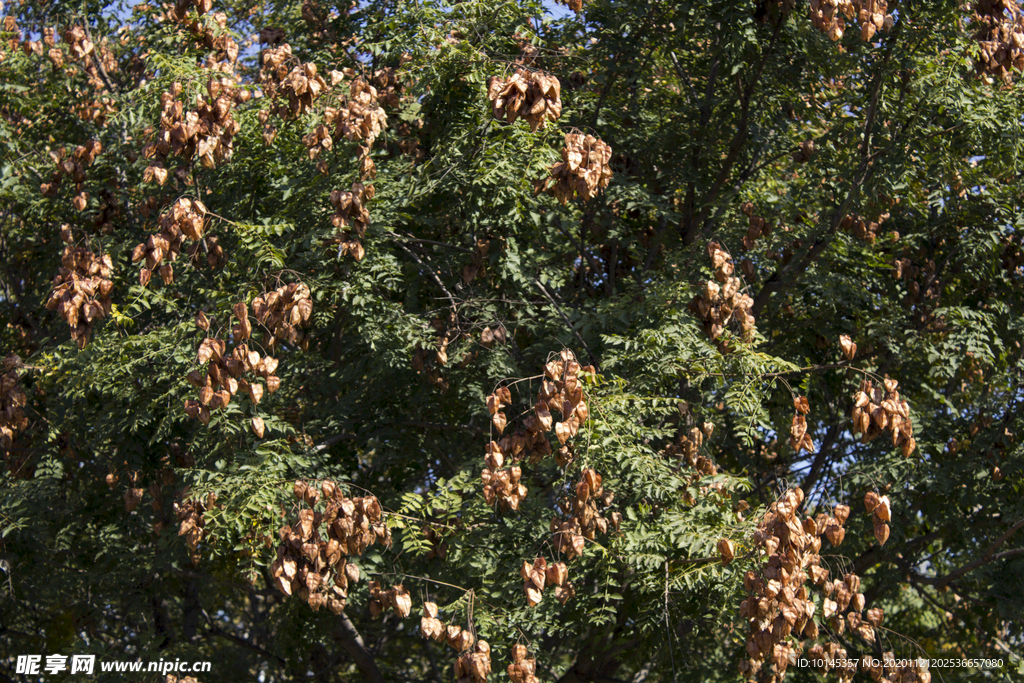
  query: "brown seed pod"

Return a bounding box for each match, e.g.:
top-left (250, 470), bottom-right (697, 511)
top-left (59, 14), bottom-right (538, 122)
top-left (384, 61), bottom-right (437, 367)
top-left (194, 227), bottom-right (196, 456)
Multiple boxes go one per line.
top-left (873, 516), bottom-right (890, 546)
top-left (717, 538), bottom-right (736, 564)
top-left (875, 494), bottom-right (892, 522)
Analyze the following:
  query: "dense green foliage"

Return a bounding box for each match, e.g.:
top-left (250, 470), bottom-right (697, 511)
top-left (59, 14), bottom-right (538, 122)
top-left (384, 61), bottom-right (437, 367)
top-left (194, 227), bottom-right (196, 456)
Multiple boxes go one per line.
top-left (2, 0), bottom-right (1024, 681)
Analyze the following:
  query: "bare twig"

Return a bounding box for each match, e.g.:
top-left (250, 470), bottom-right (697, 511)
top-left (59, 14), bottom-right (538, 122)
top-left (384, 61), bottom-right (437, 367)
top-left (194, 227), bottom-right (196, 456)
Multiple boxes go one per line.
top-left (393, 240), bottom-right (458, 310)
top-left (534, 279), bottom-right (598, 369)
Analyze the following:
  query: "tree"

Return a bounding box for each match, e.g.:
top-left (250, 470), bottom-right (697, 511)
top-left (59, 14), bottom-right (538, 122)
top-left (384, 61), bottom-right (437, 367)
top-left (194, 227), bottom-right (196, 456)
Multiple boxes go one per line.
top-left (1, 0), bottom-right (1023, 681)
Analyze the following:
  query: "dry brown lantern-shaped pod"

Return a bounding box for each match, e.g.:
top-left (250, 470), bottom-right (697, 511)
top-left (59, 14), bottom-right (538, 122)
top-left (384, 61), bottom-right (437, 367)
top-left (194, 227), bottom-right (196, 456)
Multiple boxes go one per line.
top-left (270, 480), bottom-right (386, 614)
top-left (251, 281), bottom-right (314, 349)
top-left (688, 241), bottom-right (756, 348)
top-left (327, 182), bottom-right (374, 261)
top-left (45, 231), bottom-right (114, 349)
top-left (851, 378), bottom-right (916, 456)
top-left (791, 139), bottom-right (816, 163)
top-left (487, 67), bottom-right (562, 131)
top-left (839, 334), bottom-right (857, 360)
top-left (865, 491), bottom-right (892, 546)
top-left (461, 237), bottom-right (492, 285)
top-left (536, 133), bottom-right (613, 204)
top-left (718, 538), bottom-right (736, 564)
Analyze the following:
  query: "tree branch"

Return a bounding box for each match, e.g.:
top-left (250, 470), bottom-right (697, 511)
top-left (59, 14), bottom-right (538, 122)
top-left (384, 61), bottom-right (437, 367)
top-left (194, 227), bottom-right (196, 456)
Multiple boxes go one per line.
top-left (798, 422), bottom-right (841, 496)
top-left (534, 279), bottom-right (599, 369)
top-left (333, 610), bottom-right (386, 683)
top-left (394, 240), bottom-right (458, 310)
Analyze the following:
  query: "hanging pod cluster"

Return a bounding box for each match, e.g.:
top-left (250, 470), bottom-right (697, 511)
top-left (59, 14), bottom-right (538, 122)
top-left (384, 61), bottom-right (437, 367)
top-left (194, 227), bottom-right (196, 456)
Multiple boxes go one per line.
top-left (864, 491), bottom-right (893, 546)
top-left (367, 581), bottom-right (412, 618)
top-left (739, 202), bottom-right (775, 251)
top-left (270, 480), bottom-right (386, 613)
top-left (165, 3), bottom-right (240, 67)
top-left (251, 281), bottom-right (314, 349)
top-left (419, 604), bottom-right (491, 683)
top-left (328, 181), bottom-right (374, 261)
top-left (972, 0), bottom-right (1024, 81)
top-left (480, 439), bottom-right (528, 511)
top-left (143, 76), bottom-right (242, 181)
top-left (0, 358), bottom-right (28, 452)
top-left (520, 556), bottom-right (572, 607)
top-left (789, 395), bottom-right (815, 455)
top-left (326, 76), bottom-right (389, 177)
top-left (536, 133), bottom-right (613, 204)
top-left (540, 350), bottom-right (592, 446)
top-left (132, 198), bottom-right (216, 287)
top-left (174, 493), bottom-right (213, 564)
top-left (840, 212), bottom-right (889, 244)
top-left (39, 140), bottom-right (101, 205)
top-left (480, 351), bottom-right (594, 509)
top-left (688, 241), bottom-right (756, 347)
top-left (53, 25), bottom-right (119, 92)
top-left (739, 488), bottom-right (828, 681)
top-left (45, 232), bottom-right (113, 349)
top-left (738, 488), bottom-right (902, 683)
top-left (259, 44), bottom-right (328, 120)
top-left (663, 421), bottom-right (724, 506)
top-left (182, 319), bottom-right (281, 428)
top-left (487, 68), bottom-right (562, 131)
top-left (809, 0), bottom-right (892, 42)
top-left (453, 638), bottom-right (492, 683)
top-left (507, 645), bottom-right (539, 683)
top-left (851, 378), bottom-right (916, 457)
top-left (419, 603), bottom-right (472, 650)
top-left (550, 468), bottom-right (619, 564)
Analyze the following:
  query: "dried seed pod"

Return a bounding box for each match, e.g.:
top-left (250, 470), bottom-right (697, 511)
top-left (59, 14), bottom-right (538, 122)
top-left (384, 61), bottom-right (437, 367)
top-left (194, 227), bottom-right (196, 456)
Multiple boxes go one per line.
top-left (873, 517), bottom-right (890, 546)
top-left (875, 495), bottom-right (892, 522)
top-left (833, 504), bottom-right (850, 526)
top-left (839, 334), bottom-right (857, 360)
top-left (536, 132), bottom-right (613, 204)
top-left (718, 538), bottom-right (736, 564)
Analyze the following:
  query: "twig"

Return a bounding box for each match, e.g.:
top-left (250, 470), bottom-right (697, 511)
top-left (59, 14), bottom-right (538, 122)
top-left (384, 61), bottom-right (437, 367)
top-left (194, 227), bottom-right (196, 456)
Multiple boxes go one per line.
top-left (394, 240), bottom-right (458, 310)
top-left (533, 279), bottom-right (598, 369)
